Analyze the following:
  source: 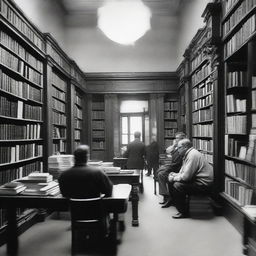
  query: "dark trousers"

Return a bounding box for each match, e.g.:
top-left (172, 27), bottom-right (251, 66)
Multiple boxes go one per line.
top-left (168, 181), bottom-right (211, 214)
top-left (147, 162), bottom-right (159, 175)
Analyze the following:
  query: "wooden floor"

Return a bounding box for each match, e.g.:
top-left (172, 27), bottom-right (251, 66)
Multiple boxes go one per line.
top-left (0, 173), bottom-right (243, 256)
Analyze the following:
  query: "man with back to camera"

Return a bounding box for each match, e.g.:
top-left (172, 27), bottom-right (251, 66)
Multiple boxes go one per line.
top-left (157, 132), bottom-right (186, 208)
top-left (58, 145), bottom-right (113, 199)
top-left (123, 131), bottom-right (146, 170)
top-left (168, 138), bottom-right (213, 219)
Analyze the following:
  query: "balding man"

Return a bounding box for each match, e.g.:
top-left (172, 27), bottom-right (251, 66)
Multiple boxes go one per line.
top-left (58, 145), bottom-right (113, 199)
top-left (168, 139), bottom-right (213, 219)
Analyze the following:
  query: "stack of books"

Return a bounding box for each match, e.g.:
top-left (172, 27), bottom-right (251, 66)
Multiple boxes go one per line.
top-left (48, 155), bottom-right (74, 178)
top-left (0, 181), bottom-right (26, 195)
top-left (17, 172), bottom-right (59, 196)
top-left (87, 161), bottom-right (103, 167)
top-left (242, 205), bottom-right (256, 221)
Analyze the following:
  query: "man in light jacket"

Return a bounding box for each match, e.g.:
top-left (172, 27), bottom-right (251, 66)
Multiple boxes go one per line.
top-left (168, 138), bottom-right (213, 219)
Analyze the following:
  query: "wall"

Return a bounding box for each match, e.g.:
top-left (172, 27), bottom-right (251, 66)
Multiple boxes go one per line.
top-left (13, 0), bottom-right (67, 50)
top-left (177, 0), bottom-right (211, 64)
top-left (65, 13), bottom-right (179, 72)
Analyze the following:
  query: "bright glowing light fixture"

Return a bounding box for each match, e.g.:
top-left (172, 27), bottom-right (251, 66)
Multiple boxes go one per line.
top-left (98, 0), bottom-right (151, 45)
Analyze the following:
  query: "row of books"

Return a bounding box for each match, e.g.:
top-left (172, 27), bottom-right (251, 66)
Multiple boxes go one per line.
top-left (192, 78), bottom-right (213, 97)
top-left (191, 62), bottom-right (211, 86)
top-left (225, 159), bottom-right (256, 187)
top-left (92, 102), bottom-right (104, 110)
top-left (223, 0), bottom-right (256, 36)
top-left (92, 120), bottom-right (105, 129)
top-left (193, 138), bottom-right (213, 152)
top-left (74, 130), bottom-right (80, 140)
top-left (75, 94), bottom-right (82, 106)
top-left (164, 128), bottom-right (177, 137)
top-left (191, 49), bottom-right (208, 72)
top-left (225, 14), bottom-right (256, 58)
top-left (53, 140), bottom-right (66, 154)
top-left (91, 111), bottom-right (105, 119)
top-left (192, 107), bottom-right (213, 123)
top-left (226, 95), bottom-right (246, 113)
top-left (201, 152), bottom-right (213, 164)
top-left (0, 161), bottom-right (43, 186)
top-left (48, 46), bottom-right (70, 74)
top-left (0, 69), bottom-right (42, 102)
top-left (52, 86), bottom-right (66, 102)
top-left (193, 94), bottom-right (213, 111)
top-left (52, 111), bottom-right (67, 126)
top-left (225, 177), bottom-right (253, 206)
top-left (74, 119), bottom-right (82, 129)
top-left (252, 90), bottom-right (256, 110)
top-left (0, 47), bottom-right (42, 85)
top-left (164, 111), bottom-right (177, 119)
top-left (92, 141), bottom-right (105, 150)
top-left (52, 72), bottom-right (67, 92)
top-left (193, 124), bottom-right (213, 137)
top-left (226, 115), bottom-right (247, 134)
top-left (0, 0), bottom-right (44, 51)
top-left (53, 127), bottom-right (66, 139)
top-left (0, 123), bottom-right (41, 140)
top-left (164, 101), bottom-right (178, 110)
top-left (246, 129), bottom-right (256, 162)
top-left (0, 30), bottom-right (43, 72)
top-left (0, 144), bottom-right (43, 164)
top-left (92, 130), bottom-right (105, 138)
top-left (0, 97), bottom-right (42, 120)
top-left (227, 71), bottom-right (247, 88)
top-left (74, 106), bottom-right (82, 119)
top-left (252, 114), bottom-right (256, 128)
top-left (164, 121), bottom-right (178, 129)
top-left (225, 135), bottom-right (247, 158)
top-left (52, 97), bottom-right (66, 113)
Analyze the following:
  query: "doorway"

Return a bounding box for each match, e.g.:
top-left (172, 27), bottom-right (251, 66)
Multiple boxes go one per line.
top-left (120, 100), bottom-right (149, 150)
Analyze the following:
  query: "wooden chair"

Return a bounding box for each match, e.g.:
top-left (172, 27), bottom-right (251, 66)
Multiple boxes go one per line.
top-left (70, 196), bottom-right (109, 253)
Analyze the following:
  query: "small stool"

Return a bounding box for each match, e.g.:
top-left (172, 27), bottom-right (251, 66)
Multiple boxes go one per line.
top-left (187, 195), bottom-right (214, 218)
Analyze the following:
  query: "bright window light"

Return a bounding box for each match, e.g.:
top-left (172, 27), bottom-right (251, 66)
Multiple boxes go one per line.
top-left (97, 0), bottom-right (151, 45)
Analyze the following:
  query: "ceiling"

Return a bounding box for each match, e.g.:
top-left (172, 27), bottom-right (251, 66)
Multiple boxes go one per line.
top-left (60, 0), bottom-right (184, 16)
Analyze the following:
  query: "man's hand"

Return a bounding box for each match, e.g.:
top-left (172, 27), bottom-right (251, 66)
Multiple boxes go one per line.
top-left (168, 173), bottom-right (175, 182)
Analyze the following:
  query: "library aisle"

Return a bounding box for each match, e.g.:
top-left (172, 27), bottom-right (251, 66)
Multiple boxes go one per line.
top-left (0, 175), bottom-right (243, 256)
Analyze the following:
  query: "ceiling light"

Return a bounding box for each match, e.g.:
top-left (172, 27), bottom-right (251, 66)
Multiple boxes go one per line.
top-left (97, 0), bottom-right (151, 45)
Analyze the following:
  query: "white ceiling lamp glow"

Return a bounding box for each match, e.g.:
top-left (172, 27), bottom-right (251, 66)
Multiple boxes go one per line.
top-left (97, 0), bottom-right (151, 45)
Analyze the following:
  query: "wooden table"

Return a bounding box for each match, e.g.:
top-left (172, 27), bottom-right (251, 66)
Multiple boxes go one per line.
top-left (107, 170), bottom-right (141, 227)
top-left (0, 184), bottom-right (131, 256)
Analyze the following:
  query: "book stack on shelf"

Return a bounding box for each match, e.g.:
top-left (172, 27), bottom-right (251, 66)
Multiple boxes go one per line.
top-left (222, 0), bottom-right (256, 208)
top-left (0, 181), bottom-right (26, 195)
top-left (74, 90), bottom-right (83, 148)
top-left (91, 95), bottom-right (105, 159)
top-left (164, 95), bottom-right (178, 148)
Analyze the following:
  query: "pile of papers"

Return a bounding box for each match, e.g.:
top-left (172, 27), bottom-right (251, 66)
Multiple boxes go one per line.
top-left (242, 205), bottom-right (256, 221)
top-left (0, 181), bottom-right (26, 195)
top-left (48, 155), bottom-right (74, 178)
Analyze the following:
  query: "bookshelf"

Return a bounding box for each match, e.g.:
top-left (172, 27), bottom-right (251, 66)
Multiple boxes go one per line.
top-left (164, 95), bottom-right (178, 148)
top-left (44, 34), bottom-right (71, 156)
top-left (0, 0), bottom-right (45, 243)
top-left (90, 94), bottom-right (106, 160)
top-left (221, 0), bottom-right (256, 241)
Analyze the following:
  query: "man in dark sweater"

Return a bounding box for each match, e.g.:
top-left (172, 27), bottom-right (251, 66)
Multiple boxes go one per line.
top-left (123, 131), bottom-right (146, 170)
top-left (58, 145), bottom-right (113, 199)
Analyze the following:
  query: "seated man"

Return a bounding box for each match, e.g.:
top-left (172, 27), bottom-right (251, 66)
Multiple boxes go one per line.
top-left (157, 132), bottom-right (186, 207)
top-left (168, 139), bottom-right (213, 219)
top-left (58, 145), bottom-right (113, 199)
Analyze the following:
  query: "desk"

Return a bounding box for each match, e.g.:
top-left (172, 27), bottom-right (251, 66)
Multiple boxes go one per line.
top-left (0, 184), bottom-right (131, 256)
top-left (113, 157), bottom-right (127, 169)
top-left (107, 170), bottom-right (140, 227)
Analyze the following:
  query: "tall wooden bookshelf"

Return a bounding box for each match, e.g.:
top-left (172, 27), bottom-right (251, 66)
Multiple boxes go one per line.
top-left (89, 94), bottom-right (106, 160)
top-left (164, 95), bottom-right (178, 148)
top-left (0, 0), bottom-right (45, 243)
top-left (45, 34), bottom-right (71, 156)
top-left (221, 0), bottom-right (256, 235)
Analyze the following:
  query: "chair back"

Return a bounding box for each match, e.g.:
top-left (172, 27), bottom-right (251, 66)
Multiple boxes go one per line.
top-left (70, 196), bottom-right (105, 224)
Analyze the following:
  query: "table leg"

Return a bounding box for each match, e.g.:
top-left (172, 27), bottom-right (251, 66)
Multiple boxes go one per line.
top-left (6, 207), bottom-right (18, 256)
top-left (243, 216), bottom-right (249, 255)
top-left (131, 184), bottom-right (139, 226)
